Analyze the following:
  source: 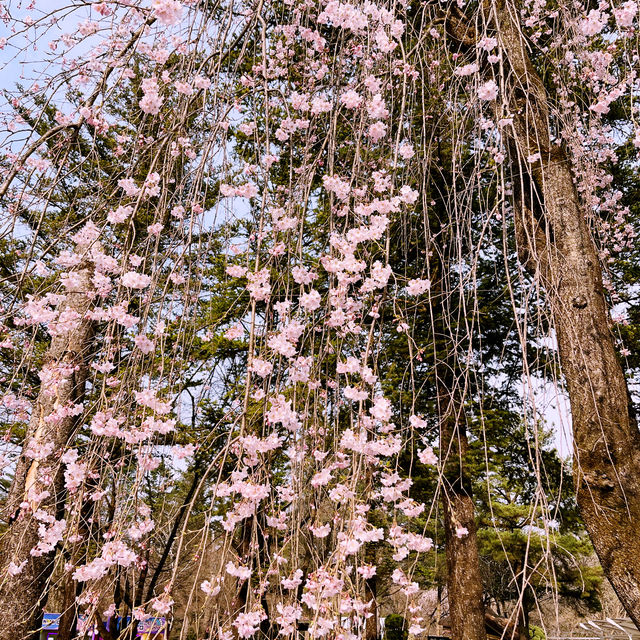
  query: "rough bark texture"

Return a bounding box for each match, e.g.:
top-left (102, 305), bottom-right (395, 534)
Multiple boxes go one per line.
top-left (56, 575), bottom-right (78, 640)
top-left (429, 201), bottom-right (486, 639)
top-left (440, 395), bottom-right (487, 640)
top-left (0, 266), bottom-right (93, 640)
top-left (490, 0), bottom-right (640, 626)
top-left (365, 575), bottom-right (379, 640)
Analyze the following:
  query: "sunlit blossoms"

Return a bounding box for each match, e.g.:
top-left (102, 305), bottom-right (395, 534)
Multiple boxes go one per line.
top-left (139, 78), bottom-right (163, 115)
top-left (152, 0), bottom-right (183, 26)
top-left (121, 272), bottom-right (152, 289)
top-left (477, 79), bottom-right (499, 101)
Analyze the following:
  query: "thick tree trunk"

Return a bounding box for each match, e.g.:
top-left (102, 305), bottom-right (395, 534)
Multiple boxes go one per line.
top-left (440, 394), bottom-right (487, 640)
top-left (0, 266), bottom-right (93, 640)
top-left (58, 478), bottom-right (100, 640)
top-left (488, 0), bottom-right (640, 626)
top-left (365, 575), bottom-right (378, 640)
top-left (56, 573), bottom-right (78, 640)
top-left (428, 219), bottom-right (486, 639)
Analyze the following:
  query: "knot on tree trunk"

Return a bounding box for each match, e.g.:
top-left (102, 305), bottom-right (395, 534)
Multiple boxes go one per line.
top-left (582, 472), bottom-right (616, 491)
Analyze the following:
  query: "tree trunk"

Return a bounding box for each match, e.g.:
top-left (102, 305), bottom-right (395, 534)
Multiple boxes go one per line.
top-left (58, 476), bottom-right (100, 640)
top-left (365, 575), bottom-right (378, 640)
top-left (144, 467), bottom-right (203, 603)
top-left (0, 266), bottom-right (93, 640)
top-left (56, 571), bottom-right (78, 640)
top-left (427, 214), bottom-right (486, 640)
top-left (439, 391), bottom-right (487, 640)
top-left (488, 0), bottom-right (640, 626)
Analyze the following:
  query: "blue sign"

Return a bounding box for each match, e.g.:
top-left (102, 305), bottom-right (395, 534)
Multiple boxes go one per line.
top-left (138, 617), bottom-right (166, 633)
top-left (42, 613), bottom-right (61, 630)
top-left (42, 612), bottom-right (167, 636)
